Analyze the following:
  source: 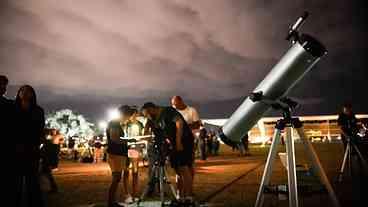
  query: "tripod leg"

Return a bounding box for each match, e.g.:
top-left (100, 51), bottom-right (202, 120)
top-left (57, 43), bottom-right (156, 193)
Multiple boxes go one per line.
top-left (255, 129), bottom-right (282, 207)
top-left (159, 166), bottom-right (165, 204)
top-left (338, 144), bottom-right (349, 182)
top-left (296, 127), bottom-right (340, 207)
top-left (348, 143), bottom-right (353, 177)
top-left (285, 127), bottom-right (299, 207)
top-left (351, 142), bottom-right (368, 173)
top-left (140, 165), bottom-right (158, 202)
top-left (164, 166), bottom-right (177, 200)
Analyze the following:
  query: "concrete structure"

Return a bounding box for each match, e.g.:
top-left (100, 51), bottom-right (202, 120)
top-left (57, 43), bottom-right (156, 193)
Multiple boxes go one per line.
top-left (203, 114), bottom-right (368, 143)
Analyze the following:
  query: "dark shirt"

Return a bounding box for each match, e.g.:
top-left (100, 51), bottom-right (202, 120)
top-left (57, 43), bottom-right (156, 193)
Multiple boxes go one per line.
top-left (0, 96), bottom-right (14, 138)
top-left (14, 105), bottom-right (45, 146)
top-left (338, 113), bottom-right (358, 136)
top-left (154, 107), bottom-right (194, 150)
top-left (14, 104), bottom-right (45, 173)
top-left (106, 120), bottom-right (128, 156)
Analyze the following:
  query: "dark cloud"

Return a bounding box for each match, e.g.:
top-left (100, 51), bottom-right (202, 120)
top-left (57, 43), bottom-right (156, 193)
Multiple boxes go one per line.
top-left (1, 0), bottom-right (367, 121)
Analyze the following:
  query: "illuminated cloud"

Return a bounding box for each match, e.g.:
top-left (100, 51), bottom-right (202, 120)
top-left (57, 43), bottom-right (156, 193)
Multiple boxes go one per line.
top-left (1, 0), bottom-right (367, 119)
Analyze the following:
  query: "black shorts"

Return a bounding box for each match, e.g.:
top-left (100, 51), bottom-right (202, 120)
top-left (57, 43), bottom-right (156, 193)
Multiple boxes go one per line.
top-left (169, 149), bottom-right (193, 169)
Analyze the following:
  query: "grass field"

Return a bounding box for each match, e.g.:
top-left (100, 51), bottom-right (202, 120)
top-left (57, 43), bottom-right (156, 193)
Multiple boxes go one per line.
top-left (46, 143), bottom-right (366, 207)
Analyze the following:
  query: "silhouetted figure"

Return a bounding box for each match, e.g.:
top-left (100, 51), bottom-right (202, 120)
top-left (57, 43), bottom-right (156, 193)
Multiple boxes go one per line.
top-left (212, 135), bottom-right (220, 156)
top-left (14, 85), bottom-right (45, 207)
top-left (0, 75), bottom-right (13, 138)
top-left (198, 127), bottom-right (207, 160)
top-left (40, 139), bottom-right (58, 193)
top-left (207, 131), bottom-right (214, 156)
top-left (338, 103), bottom-right (358, 149)
top-left (239, 134), bottom-right (250, 156)
top-left (1, 76), bottom-right (16, 205)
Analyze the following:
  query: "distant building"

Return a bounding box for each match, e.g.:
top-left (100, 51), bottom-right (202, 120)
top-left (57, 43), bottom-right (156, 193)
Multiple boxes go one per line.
top-left (203, 114), bottom-right (368, 143)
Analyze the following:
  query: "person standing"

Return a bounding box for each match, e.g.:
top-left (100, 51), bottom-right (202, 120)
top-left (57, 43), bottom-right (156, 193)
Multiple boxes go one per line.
top-left (1, 75), bottom-right (16, 205)
top-left (142, 102), bottom-right (195, 204)
top-left (239, 134), bottom-right (250, 156)
top-left (171, 96), bottom-right (200, 198)
top-left (198, 126), bottom-right (207, 161)
top-left (40, 133), bottom-right (59, 193)
top-left (212, 136), bottom-right (220, 156)
top-left (51, 129), bottom-right (64, 169)
top-left (106, 105), bottom-right (132, 207)
top-left (14, 85), bottom-right (45, 207)
top-left (94, 137), bottom-right (103, 163)
top-left (171, 96), bottom-right (201, 134)
top-left (0, 75), bottom-right (13, 130)
top-left (124, 107), bottom-right (144, 199)
top-left (206, 131), bottom-right (214, 156)
top-left (338, 103), bottom-right (359, 149)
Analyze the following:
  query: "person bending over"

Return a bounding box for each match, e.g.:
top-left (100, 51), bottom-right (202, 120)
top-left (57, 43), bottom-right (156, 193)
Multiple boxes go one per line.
top-left (141, 102), bottom-right (195, 204)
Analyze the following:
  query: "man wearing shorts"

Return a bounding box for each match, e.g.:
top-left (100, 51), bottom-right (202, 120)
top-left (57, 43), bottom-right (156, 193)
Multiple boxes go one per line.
top-left (106, 105), bottom-right (131, 207)
top-left (141, 102), bottom-right (195, 203)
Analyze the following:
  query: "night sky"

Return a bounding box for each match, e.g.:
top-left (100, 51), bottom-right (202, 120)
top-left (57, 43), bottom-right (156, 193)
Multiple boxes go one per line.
top-left (1, 0), bottom-right (367, 122)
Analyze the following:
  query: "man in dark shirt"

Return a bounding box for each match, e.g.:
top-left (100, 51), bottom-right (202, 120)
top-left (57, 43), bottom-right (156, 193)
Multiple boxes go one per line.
top-left (106, 105), bottom-right (131, 207)
top-left (338, 103), bottom-right (359, 149)
top-left (141, 102), bottom-right (195, 202)
top-left (0, 75), bottom-right (13, 137)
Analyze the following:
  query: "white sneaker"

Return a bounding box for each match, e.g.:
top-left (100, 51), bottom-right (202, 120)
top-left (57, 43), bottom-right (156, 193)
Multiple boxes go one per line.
top-left (176, 190), bottom-right (181, 200)
top-left (124, 195), bottom-right (134, 204)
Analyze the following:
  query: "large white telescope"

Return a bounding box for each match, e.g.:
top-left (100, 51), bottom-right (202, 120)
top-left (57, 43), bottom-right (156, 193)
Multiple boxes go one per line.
top-left (219, 12), bottom-right (327, 145)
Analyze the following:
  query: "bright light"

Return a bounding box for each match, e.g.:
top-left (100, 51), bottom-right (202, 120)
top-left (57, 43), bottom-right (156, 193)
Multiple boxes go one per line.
top-left (107, 108), bottom-right (120, 120)
top-left (98, 121), bottom-right (108, 129)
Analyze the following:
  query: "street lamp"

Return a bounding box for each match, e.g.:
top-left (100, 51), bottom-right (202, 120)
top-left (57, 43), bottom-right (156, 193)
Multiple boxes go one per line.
top-left (107, 108), bottom-right (120, 121)
top-left (98, 121), bottom-right (107, 130)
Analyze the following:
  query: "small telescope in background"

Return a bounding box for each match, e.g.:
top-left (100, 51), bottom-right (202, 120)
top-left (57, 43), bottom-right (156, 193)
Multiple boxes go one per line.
top-left (219, 12), bottom-right (327, 146)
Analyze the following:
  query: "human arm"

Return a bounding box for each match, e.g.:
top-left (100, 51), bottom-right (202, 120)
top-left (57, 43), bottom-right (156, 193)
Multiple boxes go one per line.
top-left (175, 117), bottom-right (184, 151)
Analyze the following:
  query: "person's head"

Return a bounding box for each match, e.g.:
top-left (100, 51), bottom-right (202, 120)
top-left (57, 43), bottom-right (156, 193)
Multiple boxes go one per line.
top-left (171, 96), bottom-right (187, 110)
top-left (0, 75), bottom-right (9, 96)
top-left (51, 129), bottom-right (57, 136)
top-left (118, 105), bottom-right (134, 123)
top-left (15, 85), bottom-right (37, 109)
top-left (141, 102), bottom-right (159, 120)
top-left (129, 108), bottom-right (139, 121)
top-left (342, 103), bottom-right (353, 116)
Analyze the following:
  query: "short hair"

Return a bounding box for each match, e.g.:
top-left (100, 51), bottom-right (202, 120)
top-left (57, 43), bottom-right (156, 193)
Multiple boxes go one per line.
top-left (0, 75), bottom-right (9, 85)
top-left (172, 95), bottom-right (183, 102)
top-left (141, 102), bottom-right (156, 111)
top-left (118, 105), bottom-right (131, 114)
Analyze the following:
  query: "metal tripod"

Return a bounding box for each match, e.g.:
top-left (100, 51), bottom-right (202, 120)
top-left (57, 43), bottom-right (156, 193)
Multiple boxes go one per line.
top-left (138, 156), bottom-right (176, 206)
top-left (254, 115), bottom-right (340, 207)
top-left (338, 136), bottom-right (368, 182)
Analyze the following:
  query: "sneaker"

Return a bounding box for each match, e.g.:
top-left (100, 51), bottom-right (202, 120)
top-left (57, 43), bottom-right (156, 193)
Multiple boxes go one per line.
top-left (124, 195), bottom-right (134, 204)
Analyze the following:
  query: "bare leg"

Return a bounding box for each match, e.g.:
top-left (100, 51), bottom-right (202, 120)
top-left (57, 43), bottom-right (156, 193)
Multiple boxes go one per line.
top-left (182, 166), bottom-right (193, 197)
top-left (132, 159), bottom-right (139, 197)
top-left (108, 172), bottom-right (121, 205)
top-left (122, 170), bottom-right (130, 197)
top-left (176, 175), bottom-right (183, 199)
top-left (177, 166), bottom-right (193, 198)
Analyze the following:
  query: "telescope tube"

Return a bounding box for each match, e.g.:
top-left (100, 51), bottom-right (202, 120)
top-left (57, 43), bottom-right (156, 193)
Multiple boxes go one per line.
top-left (219, 34), bottom-right (327, 146)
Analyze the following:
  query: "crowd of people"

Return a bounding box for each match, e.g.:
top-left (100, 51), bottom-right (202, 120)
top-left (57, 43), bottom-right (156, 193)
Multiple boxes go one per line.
top-left (2, 74), bottom-right (213, 207)
top-left (105, 97), bottom-right (206, 207)
top-left (6, 69), bottom-right (365, 207)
